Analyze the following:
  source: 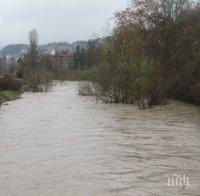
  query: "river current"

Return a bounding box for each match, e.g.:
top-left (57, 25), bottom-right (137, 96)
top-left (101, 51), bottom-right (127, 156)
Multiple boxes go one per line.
top-left (0, 82), bottom-right (199, 196)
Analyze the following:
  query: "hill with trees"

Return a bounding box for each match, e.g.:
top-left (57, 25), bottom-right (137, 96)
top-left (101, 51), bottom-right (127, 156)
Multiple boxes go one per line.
top-left (0, 44), bottom-right (28, 56)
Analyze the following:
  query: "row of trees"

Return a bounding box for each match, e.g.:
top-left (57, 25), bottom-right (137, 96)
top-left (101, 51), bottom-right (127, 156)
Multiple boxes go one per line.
top-left (73, 39), bottom-right (103, 69)
top-left (74, 0), bottom-right (200, 107)
top-left (18, 30), bottom-right (69, 91)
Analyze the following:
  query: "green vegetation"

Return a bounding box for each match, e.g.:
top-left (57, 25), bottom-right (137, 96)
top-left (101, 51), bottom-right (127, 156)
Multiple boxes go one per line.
top-left (73, 0), bottom-right (200, 108)
top-left (0, 75), bottom-right (22, 105)
top-left (0, 0), bottom-right (199, 109)
top-left (17, 29), bottom-right (70, 92)
top-left (0, 90), bottom-right (21, 105)
top-left (21, 69), bottom-right (54, 92)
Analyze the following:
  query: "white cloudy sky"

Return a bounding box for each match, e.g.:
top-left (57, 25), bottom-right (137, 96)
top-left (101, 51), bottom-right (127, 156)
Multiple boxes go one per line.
top-left (0, 0), bottom-right (128, 47)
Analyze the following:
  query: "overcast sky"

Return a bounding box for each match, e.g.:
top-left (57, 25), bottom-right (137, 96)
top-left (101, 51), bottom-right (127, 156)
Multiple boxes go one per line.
top-left (0, 0), bottom-right (128, 47)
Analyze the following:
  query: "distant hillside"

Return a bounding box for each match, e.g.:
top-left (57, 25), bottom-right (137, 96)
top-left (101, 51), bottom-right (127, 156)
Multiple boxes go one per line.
top-left (0, 43), bottom-right (73, 56)
top-left (40, 42), bottom-right (71, 51)
top-left (0, 44), bottom-right (28, 56)
top-left (0, 38), bottom-right (105, 57)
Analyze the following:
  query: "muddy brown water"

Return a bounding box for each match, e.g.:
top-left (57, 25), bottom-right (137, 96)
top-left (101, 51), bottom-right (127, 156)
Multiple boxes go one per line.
top-left (0, 82), bottom-right (199, 196)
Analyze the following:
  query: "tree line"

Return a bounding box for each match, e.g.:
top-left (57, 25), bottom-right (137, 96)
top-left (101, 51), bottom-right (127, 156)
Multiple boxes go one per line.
top-left (73, 0), bottom-right (200, 108)
top-left (17, 29), bottom-right (70, 91)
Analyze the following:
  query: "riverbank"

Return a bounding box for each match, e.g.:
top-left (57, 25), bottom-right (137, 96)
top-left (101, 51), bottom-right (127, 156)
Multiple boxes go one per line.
top-left (0, 90), bottom-right (21, 106)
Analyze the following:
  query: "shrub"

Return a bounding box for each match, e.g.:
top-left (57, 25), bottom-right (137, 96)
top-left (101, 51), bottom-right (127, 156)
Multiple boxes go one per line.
top-left (78, 81), bottom-right (97, 96)
top-left (0, 76), bottom-right (22, 91)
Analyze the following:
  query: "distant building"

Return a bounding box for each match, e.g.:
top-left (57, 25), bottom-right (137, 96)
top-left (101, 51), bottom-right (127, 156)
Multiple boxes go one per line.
top-left (45, 48), bottom-right (56, 56)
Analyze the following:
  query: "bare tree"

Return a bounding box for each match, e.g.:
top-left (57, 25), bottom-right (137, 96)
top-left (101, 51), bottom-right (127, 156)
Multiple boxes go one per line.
top-left (29, 29), bottom-right (38, 53)
top-left (28, 29), bottom-right (39, 67)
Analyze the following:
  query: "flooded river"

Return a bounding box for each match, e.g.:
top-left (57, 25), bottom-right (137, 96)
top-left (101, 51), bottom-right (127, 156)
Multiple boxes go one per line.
top-left (0, 82), bottom-right (199, 196)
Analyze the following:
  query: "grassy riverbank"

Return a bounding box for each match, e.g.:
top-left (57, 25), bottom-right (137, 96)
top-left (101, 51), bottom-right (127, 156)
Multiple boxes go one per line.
top-left (0, 90), bottom-right (21, 106)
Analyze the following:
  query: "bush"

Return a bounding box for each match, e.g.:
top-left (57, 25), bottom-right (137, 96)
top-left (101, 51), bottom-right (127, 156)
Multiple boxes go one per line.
top-left (73, 0), bottom-right (199, 108)
top-left (78, 81), bottom-right (97, 96)
top-left (0, 76), bottom-right (22, 91)
top-left (22, 69), bottom-right (53, 92)
top-left (0, 90), bottom-right (21, 105)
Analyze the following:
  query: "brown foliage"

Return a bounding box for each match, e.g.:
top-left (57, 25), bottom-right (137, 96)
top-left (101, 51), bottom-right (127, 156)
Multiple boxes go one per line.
top-left (0, 76), bottom-right (22, 91)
